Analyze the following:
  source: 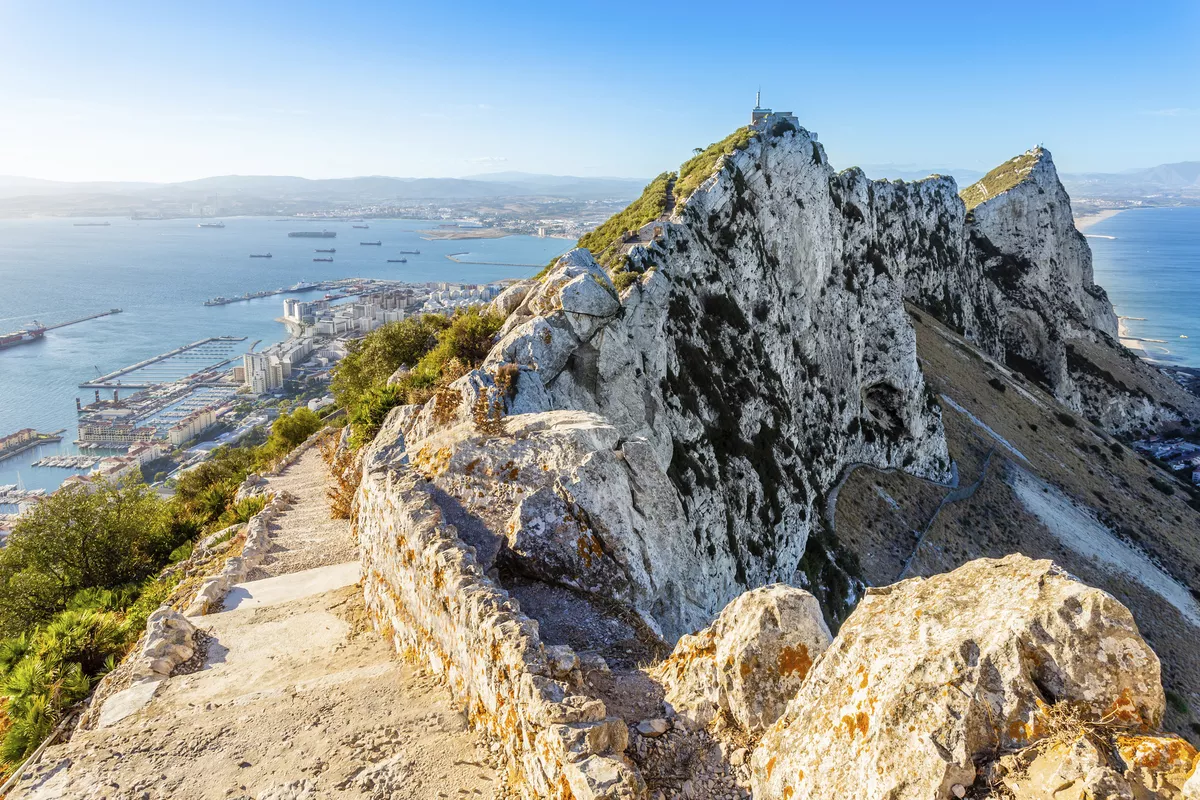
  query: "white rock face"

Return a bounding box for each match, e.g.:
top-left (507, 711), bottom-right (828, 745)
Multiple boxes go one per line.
top-left (749, 555), bottom-right (1165, 800)
top-left (653, 584), bottom-right (831, 735)
top-left (390, 127), bottom-right (953, 639)
top-left (367, 125), bottom-right (1177, 645)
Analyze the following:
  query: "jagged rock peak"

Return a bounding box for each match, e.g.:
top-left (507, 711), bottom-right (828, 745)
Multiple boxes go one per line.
top-left (960, 146), bottom-right (1048, 211)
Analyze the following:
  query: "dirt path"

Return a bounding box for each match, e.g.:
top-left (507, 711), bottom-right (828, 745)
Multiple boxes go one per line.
top-left (9, 449), bottom-right (499, 800)
top-left (250, 446), bottom-right (358, 579)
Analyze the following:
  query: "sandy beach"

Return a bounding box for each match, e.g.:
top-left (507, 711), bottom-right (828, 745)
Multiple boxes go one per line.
top-left (1074, 208), bottom-right (1125, 231)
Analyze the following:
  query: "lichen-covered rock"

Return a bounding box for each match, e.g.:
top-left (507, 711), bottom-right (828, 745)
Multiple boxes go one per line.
top-left (750, 555), bottom-right (1164, 800)
top-left (1115, 734), bottom-right (1198, 799)
top-left (654, 584), bottom-right (831, 735)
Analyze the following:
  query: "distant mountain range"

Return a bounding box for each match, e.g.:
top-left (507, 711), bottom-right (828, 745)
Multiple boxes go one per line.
top-left (0, 172), bottom-right (647, 208)
top-left (0, 160), bottom-right (1196, 219)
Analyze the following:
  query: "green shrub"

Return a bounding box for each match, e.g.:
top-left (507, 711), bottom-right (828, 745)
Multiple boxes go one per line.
top-left (263, 407), bottom-right (322, 458)
top-left (577, 172), bottom-right (674, 268)
top-left (349, 385), bottom-right (406, 450)
top-left (331, 314), bottom-right (451, 411)
top-left (0, 481), bottom-right (171, 636)
top-left (676, 127), bottom-right (757, 201)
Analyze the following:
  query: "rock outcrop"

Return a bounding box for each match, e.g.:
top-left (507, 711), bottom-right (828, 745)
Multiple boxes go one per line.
top-left (749, 555), bottom-right (1170, 800)
top-left (948, 148), bottom-right (1193, 434)
top-left (653, 584), bottom-right (830, 735)
top-left (391, 124), bottom-right (958, 639)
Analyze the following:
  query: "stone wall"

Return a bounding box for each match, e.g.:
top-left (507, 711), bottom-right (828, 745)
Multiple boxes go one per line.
top-left (356, 459), bottom-right (646, 799)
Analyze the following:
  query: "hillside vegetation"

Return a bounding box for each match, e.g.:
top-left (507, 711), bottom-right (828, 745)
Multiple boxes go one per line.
top-left (0, 405), bottom-right (323, 776)
top-left (576, 171), bottom-right (674, 268)
top-left (960, 148), bottom-right (1042, 211)
top-left (330, 307), bottom-right (504, 448)
top-left (675, 126), bottom-right (758, 200)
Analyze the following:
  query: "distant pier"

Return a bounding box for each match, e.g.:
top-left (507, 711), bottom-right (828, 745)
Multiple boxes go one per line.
top-left (79, 336), bottom-right (247, 389)
top-left (43, 308), bottom-right (123, 331)
top-left (444, 253), bottom-right (544, 268)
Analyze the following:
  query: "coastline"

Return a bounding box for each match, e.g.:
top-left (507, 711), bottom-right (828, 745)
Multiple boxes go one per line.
top-left (1074, 208), bottom-right (1125, 231)
top-left (417, 228), bottom-right (512, 240)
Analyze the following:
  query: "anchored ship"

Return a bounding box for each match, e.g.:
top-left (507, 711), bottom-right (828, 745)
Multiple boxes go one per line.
top-left (0, 328), bottom-right (46, 350)
top-left (288, 231), bottom-right (336, 238)
top-left (315, 248), bottom-right (336, 253)
top-left (352, 224), bottom-right (370, 229)
top-left (313, 257), bottom-right (334, 262)
top-left (387, 259), bottom-right (407, 263)
top-left (198, 221), bottom-right (225, 228)
top-left (360, 241), bottom-right (382, 246)
top-left (250, 253), bottom-right (273, 258)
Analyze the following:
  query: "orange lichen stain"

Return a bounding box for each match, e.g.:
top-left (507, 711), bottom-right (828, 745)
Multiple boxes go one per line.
top-left (841, 711), bottom-right (870, 739)
top-left (796, 769), bottom-right (804, 782)
top-left (778, 645), bottom-right (813, 678)
top-left (741, 660), bottom-right (754, 678)
top-left (576, 532), bottom-right (603, 567)
top-left (1116, 734), bottom-right (1197, 772)
top-left (464, 458), bottom-right (480, 475)
top-left (1107, 688), bottom-right (1148, 729)
top-left (782, 787), bottom-right (794, 799)
top-left (765, 756), bottom-right (777, 779)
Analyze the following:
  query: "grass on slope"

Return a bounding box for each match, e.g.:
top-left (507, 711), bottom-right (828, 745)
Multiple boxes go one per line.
top-left (960, 148), bottom-right (1044, 211)
top-left (675, 126), bottom-right (757, 201)
top-left (576, 171), bottom-right (675, 268)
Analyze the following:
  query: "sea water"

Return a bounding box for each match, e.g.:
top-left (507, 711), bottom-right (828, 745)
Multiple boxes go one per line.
top-left (0, 216), bottom-right (569, 492)
top-left (1087, 206), bottom-right (1200, 367)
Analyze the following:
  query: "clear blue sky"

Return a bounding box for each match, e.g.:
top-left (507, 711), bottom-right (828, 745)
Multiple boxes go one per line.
top-left (0, 0), bottom-right (1196, 183)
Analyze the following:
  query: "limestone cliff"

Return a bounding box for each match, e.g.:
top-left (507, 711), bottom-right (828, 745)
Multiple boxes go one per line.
top-left (373, 119), bottom-right (1199, 645)
top-left (949, 148), bottom-right (1197, 434)
top-left (388, 122), bottom-right (958, 641)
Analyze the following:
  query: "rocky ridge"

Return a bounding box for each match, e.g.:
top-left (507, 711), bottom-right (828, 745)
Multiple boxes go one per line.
top-left (351, 117), bottom-right (1200, 797)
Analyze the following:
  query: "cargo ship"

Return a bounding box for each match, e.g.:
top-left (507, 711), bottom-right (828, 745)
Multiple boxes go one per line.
top-left (396, 249), bottom-right (420, 255)
top-left (387, 258), bottom-right (407, 263)
top-left (315, 248), bottom-right (336, 253)
top-left (0, 327), bottom-right (46, 350)
top-left (198, 221), bottom-right (225, 228)
top-left (313, 257), bottom-right (334, 262)
top-left (250, 253), bottom-right (273, 258)
top-left (288, 231), bottom-right (336, 238)
top-left (73, 222), bottom-right (111, 227)
top-left (352, 224), bottom-right (370, 229)
top-left (360, 241), bottom-right (382, 246)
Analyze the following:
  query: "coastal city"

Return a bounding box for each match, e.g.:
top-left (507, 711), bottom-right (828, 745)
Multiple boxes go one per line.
top-left (0, 275), bottom-right (508, 537)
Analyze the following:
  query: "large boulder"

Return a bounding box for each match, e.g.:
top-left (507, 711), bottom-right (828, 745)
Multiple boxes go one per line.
top-left (750, 555), bottom-right (1165, 800)
top-left (654, 584), bottom-right (831, 735)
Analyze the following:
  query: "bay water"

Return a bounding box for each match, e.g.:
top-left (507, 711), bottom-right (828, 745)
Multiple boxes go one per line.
top-left (0, 216), bottom-right (569, 492)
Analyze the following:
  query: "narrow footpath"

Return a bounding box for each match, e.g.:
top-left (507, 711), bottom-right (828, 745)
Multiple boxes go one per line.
top-left (9, 446), bottom-right (499, 800)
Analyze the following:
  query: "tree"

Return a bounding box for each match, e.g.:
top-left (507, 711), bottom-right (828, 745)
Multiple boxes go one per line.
top-left (331, 314), bottom-right (451, 410)
top-left (0, 481), bottom-right (171, 635)
top-left (266, 407), bottom-right (322, 455)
